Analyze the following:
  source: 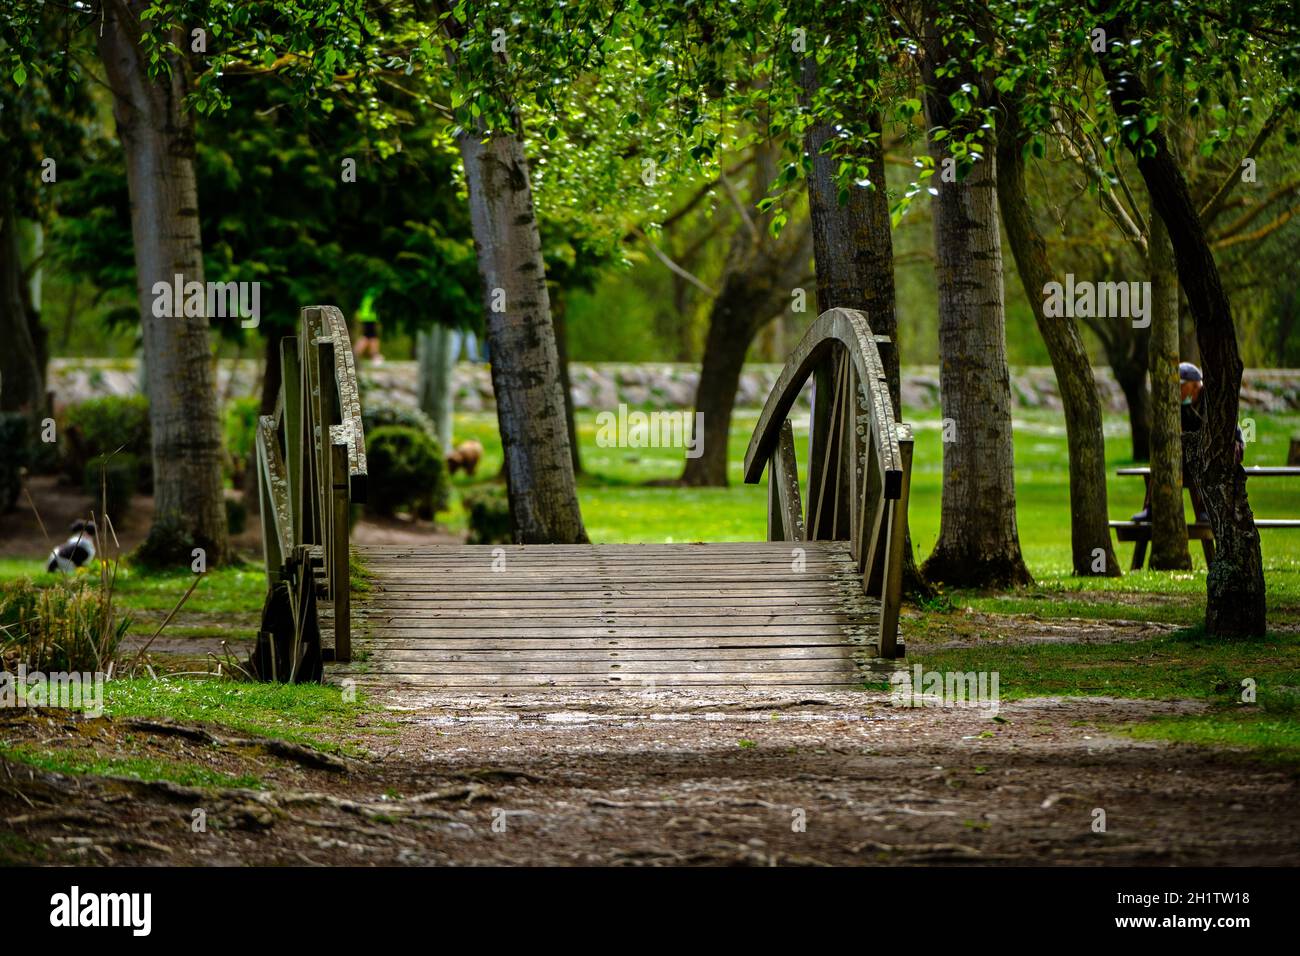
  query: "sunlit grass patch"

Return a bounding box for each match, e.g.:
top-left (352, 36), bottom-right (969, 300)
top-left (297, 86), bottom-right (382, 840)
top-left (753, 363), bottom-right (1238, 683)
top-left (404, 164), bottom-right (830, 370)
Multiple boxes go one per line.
top-left (0, 744), bottom-right (262, 790)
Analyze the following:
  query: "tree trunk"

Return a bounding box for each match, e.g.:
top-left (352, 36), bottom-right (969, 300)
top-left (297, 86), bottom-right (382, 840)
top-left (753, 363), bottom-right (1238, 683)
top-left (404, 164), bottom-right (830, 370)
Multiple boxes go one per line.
top-left (681, 278), bottom-right (754, 487)
top-left (996, 104), bottom-right (1119, 577)
top-left (1104, 334), bottom-right (1151, 462)
top-left (800, 58), bottom-right (932, 597)
top-left (550, 289), bottom-right (582, 475)
top-left (456, 129), bottom-right (587, 543)
top-left (0, 200), bottom-right (45, 418)
top-left (1097, 30), bottom-right (1266, 636)
top-left (680, 143), bottom-right (813, 488)
top-left (917, 51), bottom-right (1032, 589)
top-left (416, 325), bottom-right (456, 452)
top-left (98, 0), bottom-right (229, 564)
top-left (1147, 210), bottom-right (1192, 570)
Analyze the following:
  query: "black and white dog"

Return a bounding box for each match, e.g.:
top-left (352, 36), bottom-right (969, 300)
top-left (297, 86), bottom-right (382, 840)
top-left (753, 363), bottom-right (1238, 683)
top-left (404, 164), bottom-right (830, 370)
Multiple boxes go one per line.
top-left (47, 520), bottom-right (97, 573)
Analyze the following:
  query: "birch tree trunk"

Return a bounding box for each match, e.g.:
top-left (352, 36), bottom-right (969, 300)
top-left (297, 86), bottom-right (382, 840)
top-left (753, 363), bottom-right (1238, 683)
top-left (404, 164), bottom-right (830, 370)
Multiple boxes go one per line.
top-left (456, 130), bottom-right (587, 543)
top-left (98, 0), bottom-right (229, 563)
top-left (918, 54), bottom-right (1032, 588)
top-left (1147, 211), bottom-right (1192, 570)
top-left (417, 325), bottom-right (456, 452)
top-left (996, 105), bottom-right (1119, 577)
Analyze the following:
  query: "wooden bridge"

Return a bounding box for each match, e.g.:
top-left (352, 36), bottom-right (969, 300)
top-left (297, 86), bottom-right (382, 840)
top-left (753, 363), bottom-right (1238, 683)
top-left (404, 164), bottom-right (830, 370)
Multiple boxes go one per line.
top-left (252, 306), bottom-right (913, 692)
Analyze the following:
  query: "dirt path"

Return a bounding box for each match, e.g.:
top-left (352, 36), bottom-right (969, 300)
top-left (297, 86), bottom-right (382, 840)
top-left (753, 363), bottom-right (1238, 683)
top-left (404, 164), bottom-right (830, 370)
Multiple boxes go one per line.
top-left (3, 690), bottom-right (1296, 866)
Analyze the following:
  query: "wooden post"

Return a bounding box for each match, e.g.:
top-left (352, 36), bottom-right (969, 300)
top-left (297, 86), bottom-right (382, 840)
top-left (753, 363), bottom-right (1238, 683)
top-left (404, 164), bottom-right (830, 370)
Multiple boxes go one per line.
top-left (256, 429), bottom-right (282, 585)
top-left (331, 439), bottom-right (351, 663)
top-left (807, 354), bottom-right (845, 539)
top-left (280, 336), bottom-right (303, 550)
top-left (1288, 436), bottom-right (1300, 467)
top-left (767, 420), bottom-right (806, 542)
top-left (316, 337), bottom-right (338, 580)
top-left (300, 309), bottom-right (323, 546)
top-left (878, 424), bottom-right (913, 658)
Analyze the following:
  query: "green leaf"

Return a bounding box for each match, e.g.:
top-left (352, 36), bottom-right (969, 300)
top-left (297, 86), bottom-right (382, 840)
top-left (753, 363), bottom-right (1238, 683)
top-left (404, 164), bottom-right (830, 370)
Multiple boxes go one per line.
top-left (13, 65), bottom-right (27, 86)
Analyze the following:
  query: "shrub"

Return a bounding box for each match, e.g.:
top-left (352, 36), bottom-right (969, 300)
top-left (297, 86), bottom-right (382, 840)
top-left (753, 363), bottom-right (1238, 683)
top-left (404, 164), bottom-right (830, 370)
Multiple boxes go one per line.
top-left (364, 425), bottom-right (448, 518)
top-left (0, 577), bottom-right (130, 674)
top-left (224, 396), bottom-right (261, 486)
top-left (464, 486), bottom-right (512, 545)
top-left (361, 400), bottom-right (438, 441)
top-left (0, 412), bottom-right (28, 513)
top-left (83, 453), bottom-right (139, 523)
top-left (63, 395), bottom-right (152, 492)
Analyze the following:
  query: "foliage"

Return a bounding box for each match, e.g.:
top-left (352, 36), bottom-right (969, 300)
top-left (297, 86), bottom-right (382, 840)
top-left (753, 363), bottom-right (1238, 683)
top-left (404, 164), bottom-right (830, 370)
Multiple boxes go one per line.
top-left (83, 452), bottom-right (139, 523)
top-left (223, 396), bottom-right (260, 463)
top-left (0, 413), bottom-right (29, 514)
top-left (361, 399), bottom-right (438, 441)
top-left (0, 577), bottom-right (130, 673)
top-left (463, 485), bottom-right (513, 545)
top-left (364, 425), bottom-right (448, 517)
top-left (62, 396), bottom-right (151, 492)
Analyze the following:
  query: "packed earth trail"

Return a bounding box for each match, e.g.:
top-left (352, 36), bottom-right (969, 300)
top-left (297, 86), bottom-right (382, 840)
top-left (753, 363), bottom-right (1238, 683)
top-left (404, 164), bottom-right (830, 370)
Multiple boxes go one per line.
top-left (3, 688), bottom-right (1296, 866)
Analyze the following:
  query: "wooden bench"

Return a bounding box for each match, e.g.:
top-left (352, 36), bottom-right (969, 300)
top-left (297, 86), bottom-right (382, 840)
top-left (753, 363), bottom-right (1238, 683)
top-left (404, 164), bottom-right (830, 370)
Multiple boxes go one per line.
top-left (1111, 466), bottom-right (1300, 570)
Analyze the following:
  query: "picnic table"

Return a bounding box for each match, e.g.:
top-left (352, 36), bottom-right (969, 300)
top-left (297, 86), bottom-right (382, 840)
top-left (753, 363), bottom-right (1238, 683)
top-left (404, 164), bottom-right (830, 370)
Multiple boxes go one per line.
top-left (1110, 466), bottom-right (1300, 570)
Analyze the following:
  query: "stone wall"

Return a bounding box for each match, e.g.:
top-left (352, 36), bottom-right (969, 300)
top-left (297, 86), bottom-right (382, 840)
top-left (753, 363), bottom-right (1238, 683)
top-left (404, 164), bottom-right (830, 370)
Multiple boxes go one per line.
top-left (47, 358), bottom-right (1300, 415)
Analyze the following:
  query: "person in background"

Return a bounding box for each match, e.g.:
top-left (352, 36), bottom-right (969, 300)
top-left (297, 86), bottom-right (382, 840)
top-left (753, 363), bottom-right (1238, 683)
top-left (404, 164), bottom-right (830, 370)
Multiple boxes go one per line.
top-left (353, 287), bottom-right (384, 364)
top-left (1131, 362), bottom-right (1244, 523)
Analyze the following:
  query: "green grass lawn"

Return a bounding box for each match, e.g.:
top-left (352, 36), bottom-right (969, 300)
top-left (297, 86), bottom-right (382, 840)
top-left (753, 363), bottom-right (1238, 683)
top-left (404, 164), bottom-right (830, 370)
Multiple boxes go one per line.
top-left (452, 405), bottom-right (1300, 612)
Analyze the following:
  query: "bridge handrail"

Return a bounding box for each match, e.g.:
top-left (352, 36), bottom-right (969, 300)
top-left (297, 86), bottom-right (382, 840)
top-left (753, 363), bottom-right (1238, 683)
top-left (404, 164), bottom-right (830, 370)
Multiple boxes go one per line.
top-left (744, 307), bottom-right (913, 657)
top-left (255, 305), bottom-right (367, 673)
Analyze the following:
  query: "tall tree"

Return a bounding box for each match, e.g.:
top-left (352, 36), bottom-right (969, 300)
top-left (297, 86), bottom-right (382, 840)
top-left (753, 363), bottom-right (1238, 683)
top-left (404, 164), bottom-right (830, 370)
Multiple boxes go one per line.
top-left (96, 0), bottom-right (228, 563)
top-left (1093, 6), bottom-right (1267, 635)
top-left (1146, 205), bottom-right (1192, 569)
top-left (681, 143), bottom-right (814, 487)
top-left (996, 101), bottom-right (1120, 576)
top-left (909, 5), bottom-right (1032, 588)
top-left (796, 40), bottom-right (933, 596)
top-left (435, 2), bottom-right (587, 542)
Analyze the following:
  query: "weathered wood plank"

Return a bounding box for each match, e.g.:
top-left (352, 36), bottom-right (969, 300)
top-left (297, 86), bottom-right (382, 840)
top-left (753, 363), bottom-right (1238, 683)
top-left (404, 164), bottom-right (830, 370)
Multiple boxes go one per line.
top-left (350, 646), bottom-right (856, 661)
top-left (346, 635), bottom-right (860, 650)
top-left (353, 625), bottom-right (874, 639)
top-left (328, 672), bottom-right (870, 688)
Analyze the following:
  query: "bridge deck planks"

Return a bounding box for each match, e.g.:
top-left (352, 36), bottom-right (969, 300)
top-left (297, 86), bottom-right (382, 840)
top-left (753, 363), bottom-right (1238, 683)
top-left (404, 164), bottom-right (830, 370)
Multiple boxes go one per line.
top-left (327, 542), bottom-right (885, 692)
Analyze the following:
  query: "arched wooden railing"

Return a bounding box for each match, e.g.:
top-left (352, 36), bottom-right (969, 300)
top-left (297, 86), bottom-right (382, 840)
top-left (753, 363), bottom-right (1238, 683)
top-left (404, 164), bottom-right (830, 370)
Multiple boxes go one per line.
top-left (252, 306), bottom-right (367, 680)
top-left (744, 308), bottom-right (914, 658)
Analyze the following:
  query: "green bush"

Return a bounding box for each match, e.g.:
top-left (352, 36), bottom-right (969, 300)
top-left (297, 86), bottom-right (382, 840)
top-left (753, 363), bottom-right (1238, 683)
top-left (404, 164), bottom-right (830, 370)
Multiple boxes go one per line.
top-left (364, 425), bottom-right (448, 518)
top-left (0, 577), bottom-right (130, 674)
top-left (361, 400), bottom-right (438, 441)
top-left (224, 396), bottom-right (261, 486)
top-left (464, 486), bottom-right (513, 545)
top-left (0, 412), bottom-right (28, 513)
top-left (63, 395), bottom-right (151, 492)
top-left (83, 453), bottom-right (139, 523)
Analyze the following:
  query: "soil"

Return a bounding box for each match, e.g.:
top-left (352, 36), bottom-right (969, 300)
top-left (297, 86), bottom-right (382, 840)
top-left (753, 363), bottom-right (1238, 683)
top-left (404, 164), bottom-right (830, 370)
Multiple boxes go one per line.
top-left (2, 687), bottom-right (1296, 866)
